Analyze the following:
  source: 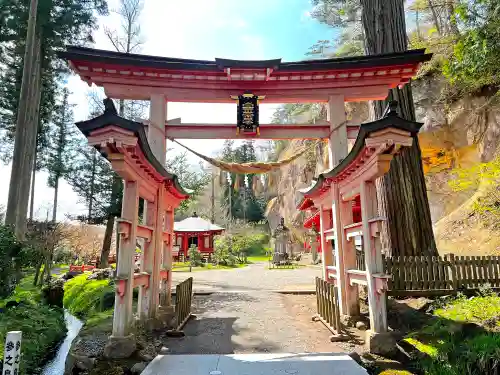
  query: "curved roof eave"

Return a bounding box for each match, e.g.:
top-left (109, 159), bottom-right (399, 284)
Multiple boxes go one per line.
top-left (303, 103), bottom-right (423, 197)
top-left (58, 46), bottom-right (432, 73)
top-left (75, 100), bottom-right (190, 197)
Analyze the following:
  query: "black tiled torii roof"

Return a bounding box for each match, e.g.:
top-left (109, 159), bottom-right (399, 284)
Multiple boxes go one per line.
top-left (75, 99), bottom-right (190, 197)
top-left (59, 46), bottom-right (432, 72)
top-left (302, 102), bottom-right (424, 197)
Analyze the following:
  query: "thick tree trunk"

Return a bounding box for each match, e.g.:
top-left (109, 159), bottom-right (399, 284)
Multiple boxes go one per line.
top-left (99, 215), bottom-right (115, 268)
top-left (20, 35), bottom-right (42, 230)
top-left (33, 259), bottom-right (43, 286)
top-left (446, 1), bottom-right (459, 36)
top-left (6, 0), bottom-right (39, 238)
top-left (360, 0), bottom-right (438, 257)
top-left (428, 0), bottom-right (442, 35)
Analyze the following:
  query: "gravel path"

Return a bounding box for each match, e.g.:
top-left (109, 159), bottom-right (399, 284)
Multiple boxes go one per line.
top-left (171, 262), bottom-right (322, 292)
top-left (161, 291), bottom-right (342, 354)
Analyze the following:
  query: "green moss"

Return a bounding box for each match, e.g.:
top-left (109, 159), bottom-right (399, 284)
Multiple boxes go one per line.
top-left (0, 276), bottom-right (66, 374)
top-left (405, 294), bottom-right (500, 375)
top-left (404, 338), bottom-right (439, 358)
top-left (63, 274), bottom-right (114, 319)
top-left (433, 295), bottom-right (500, 328)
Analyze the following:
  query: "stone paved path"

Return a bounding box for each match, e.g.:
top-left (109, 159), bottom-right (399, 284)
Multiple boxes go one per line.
top-left (162, 291), bottom-right (341, 354)
top-left (171, 262), bottom-right (322, 292)
top-left (160, 262), bottom-right (364, 356)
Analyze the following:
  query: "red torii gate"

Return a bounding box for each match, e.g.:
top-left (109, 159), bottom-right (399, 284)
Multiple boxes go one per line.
top-left (60, 46), bottom-right (431, 356)
top-left (298, 103), bottom-right (423, 351)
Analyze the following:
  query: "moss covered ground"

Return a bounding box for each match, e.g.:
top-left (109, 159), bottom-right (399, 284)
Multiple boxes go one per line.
top-left (404, 292), bottom-right (500, 375)
top-left (63, 273), bottom-right (115, 319)
top-left (0, 275), bottom-right (66, 374)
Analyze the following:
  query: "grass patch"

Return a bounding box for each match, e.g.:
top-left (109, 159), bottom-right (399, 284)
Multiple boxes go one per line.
top-left (172, 263), bottom-right (247, 272)
top-left (265, 264), bottom-right (306, 270)
top-left (0, 275), bottom-right (66, 374)
top-left (433, 295), bottom-right (500, 327)
top-left (63, 274), bottom-right (115, 319)
top-left (405, 293), bottom-right (500, 375)
top-left (247, 255), bottom-right (270, 263)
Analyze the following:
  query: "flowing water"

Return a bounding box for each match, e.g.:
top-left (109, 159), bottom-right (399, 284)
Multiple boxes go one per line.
top-left (41, 311), bottom-right (84, 375)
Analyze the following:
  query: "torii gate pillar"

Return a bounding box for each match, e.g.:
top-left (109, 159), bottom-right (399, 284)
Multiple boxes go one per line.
top-left (149, 94), bottom-right (167, 163)
top-left (327, 95), bottom-right (348, 168)
top-left (325, 95), bottom-right (350, 316)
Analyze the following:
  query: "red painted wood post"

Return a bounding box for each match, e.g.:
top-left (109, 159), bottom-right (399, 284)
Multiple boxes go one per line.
top-left (361, 180), bottom-right (387, 334)
top-left (112, 180), bottom-right (139, 337)
top-left (319, 207), bottom-right (334, 280)
top-left (139, 198), bottom-right (156, 321)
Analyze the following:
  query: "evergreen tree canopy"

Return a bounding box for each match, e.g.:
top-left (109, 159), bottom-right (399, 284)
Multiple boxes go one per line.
top-left (0, 0), bottom-right (108, 161)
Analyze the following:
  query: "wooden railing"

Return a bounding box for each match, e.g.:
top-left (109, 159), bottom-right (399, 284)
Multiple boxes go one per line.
top-left (384, 254), bottom-right (500, 296)
top-left (355, 250), bottom-right (366, 271)
top-left (313, 277), bottom-right (341, 334)
top-left (168, 277), bottom-right (193, 335)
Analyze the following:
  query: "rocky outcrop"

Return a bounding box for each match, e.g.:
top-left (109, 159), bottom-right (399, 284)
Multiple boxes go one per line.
top-left (265, 75), bottom-right (500, 254)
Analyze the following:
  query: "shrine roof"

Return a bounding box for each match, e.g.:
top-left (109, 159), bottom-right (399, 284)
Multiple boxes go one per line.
top-left (58, 46), bottom-right (432, 103)
top-left (60, 46), bottom-right (431, 73)
top-left (304, 211), bottom-right (320, 229)
top-left (75, 100), bottom-right (190, 197)
top-left (174, 215), bottom-right (224, 233)
top-left (302, 102), bottom-right (423, 197)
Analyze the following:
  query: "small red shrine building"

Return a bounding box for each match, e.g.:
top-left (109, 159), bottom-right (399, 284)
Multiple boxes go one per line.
top-left (174, 213), bottom-right (224, 258)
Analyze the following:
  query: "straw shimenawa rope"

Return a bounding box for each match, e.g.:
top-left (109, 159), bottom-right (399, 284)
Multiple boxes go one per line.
top-left (167, 137), bottom-right (318, 174)
top-left (166, 121), bottom-right (346, 174)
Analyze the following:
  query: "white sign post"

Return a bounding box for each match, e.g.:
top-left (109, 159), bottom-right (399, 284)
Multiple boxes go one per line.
top-left (2, 331), bottom-right (22, 375)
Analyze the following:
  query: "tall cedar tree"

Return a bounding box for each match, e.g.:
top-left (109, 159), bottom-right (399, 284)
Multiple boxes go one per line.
top-left (97, 0), bottom-right (146, 267)
top-left (359, 0), bottom-right (437, 256)
top-left (165, 152), bottom-right (210, 216)
top-left (46, 87), bottom-right (80, 222)
top-left (0, 0), bottom-right (108, 237)
top-left (220, 140), bottom-right (265, 223)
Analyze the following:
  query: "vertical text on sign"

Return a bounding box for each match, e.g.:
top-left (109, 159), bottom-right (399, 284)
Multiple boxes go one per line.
top-left (2, 331), bottom-right (22, 375)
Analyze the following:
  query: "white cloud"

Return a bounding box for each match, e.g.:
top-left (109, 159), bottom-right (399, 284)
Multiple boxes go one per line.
top-left (2, 0), bottom-right (283, 218)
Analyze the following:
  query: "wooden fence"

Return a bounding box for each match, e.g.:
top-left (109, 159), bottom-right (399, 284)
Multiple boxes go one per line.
top-left (313, 277), bottom-right (341, 334)
top-left (384, 254), bottom-right (500, 296)
top-left (167, 277), bottom-right (193, 335)
top-left (69, 265), bottom-right (95, 272)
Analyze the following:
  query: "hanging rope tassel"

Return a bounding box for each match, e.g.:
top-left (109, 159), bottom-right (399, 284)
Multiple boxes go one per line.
top-left (166, 120), bottom-right (347, 175)
top-left (167, 136), bottom-right (317, 174)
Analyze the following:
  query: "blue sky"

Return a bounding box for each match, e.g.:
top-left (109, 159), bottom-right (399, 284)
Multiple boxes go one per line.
top-left (1, 0), bottom-right (338, 219)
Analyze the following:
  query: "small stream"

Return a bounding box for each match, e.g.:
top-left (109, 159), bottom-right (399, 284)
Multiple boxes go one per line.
top-left (41, 311), bottom-right (84, 375)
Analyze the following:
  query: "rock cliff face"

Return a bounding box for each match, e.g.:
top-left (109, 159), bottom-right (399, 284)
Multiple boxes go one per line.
top-left (265, 75), bottom-right (500, 254)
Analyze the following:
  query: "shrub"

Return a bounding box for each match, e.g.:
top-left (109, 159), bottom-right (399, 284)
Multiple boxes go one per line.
top-left (0, 275), bottom-right (66, 374)
top-left (0, 225), bottom-right (24, 298)
top-left (213, 232), bottom-right (270, 266)
top-left (64, 274), bottom-right (115, 318)
top-left (188, 245), bottom-right (203, 267)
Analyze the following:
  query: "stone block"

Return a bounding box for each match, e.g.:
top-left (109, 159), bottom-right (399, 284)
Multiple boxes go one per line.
top-left (355, 321), bottom-right (368, 331)
top-left (365, 330), bottom-right (398, 357)
top-left (64, 353), bottom-right (96, 374)
top-left (131, 362), bottom-right (148, 374)
top-left (159, 346), bottom-right (169, 355)
top-left (330, 333), bottom-right (350, 342)
top-left (103, 334), bottom-right (137, 359)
